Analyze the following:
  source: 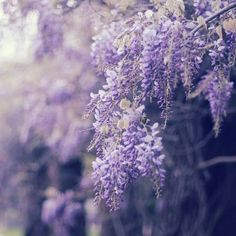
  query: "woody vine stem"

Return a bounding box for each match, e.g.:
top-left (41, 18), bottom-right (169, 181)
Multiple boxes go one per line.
top-left (191, 2), bottom-right (236, 35)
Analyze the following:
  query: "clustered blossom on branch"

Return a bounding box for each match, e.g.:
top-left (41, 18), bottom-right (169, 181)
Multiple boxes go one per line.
top-left (42, 191), bottom-right (84, 236)
top-left (88, 0), bottom-right (236, 209)
top-left (19, 1), bottom-right (98, 163)
top-left (193, 0), bottom-right (236, 17)
top-left (21, 66), bottom-right (93, 163)
top-left (92, 105), bottom-right (165, 209)
top-left (203, 70), bottom-right (233, 134)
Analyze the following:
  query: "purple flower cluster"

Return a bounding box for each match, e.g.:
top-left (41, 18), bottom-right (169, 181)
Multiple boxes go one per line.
top-left (141, 18), bottom-right (204, 119)
top-left (193, 0), bottom-right (235, 17)
top-left (135, 123), bottom-right (165, 194)
top-left (42, 191), bottom-right (83, 236)
top-left (89, 1), bottom-right (236, 209)
top-left (193, 0), bottom-right (212, 17)
top-left (91, 22), bottom-right (125, 74)
top-left (36, 11), bottom-right (64, 59)
top-left (92, 106), bottom-right (165, 210)
top-left (201, 70), bottom-right (233, 134)
top-left (21, 62), bottom-right (93, 163)
top-left (20, 3), bottom-right (97, 163)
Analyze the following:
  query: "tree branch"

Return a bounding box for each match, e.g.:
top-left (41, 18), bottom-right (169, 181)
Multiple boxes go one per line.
top-left (198, 155), bottom-right (236, 169)
top-left (191, 3), bottom-right (236, 35)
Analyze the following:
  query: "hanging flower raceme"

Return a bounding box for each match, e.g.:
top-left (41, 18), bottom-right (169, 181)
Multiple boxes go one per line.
top-left (20, 2), bottom-right (98, 163)
top-left (92, 106), bottom-right (165, 210)
top-left (36, 11), bottom-right (64, 59)
top-left (42, 191), bottom-right (84, 236)
top-left (88, 0), bottom-right (236, 209)
top-left (195, 70), bottom-right (233, 135)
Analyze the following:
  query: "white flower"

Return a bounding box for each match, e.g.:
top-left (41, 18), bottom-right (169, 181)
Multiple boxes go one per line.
top-left (119, 98), bottom-right (131, 110)
top-left (117, 118), bottom-right (129, 130)
top-left (145, 10), bottom-right (154, 19)
top-left (100, 125), bottom-right (109, 134)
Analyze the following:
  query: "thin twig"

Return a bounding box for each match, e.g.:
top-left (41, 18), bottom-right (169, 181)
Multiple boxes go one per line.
top-left (191, 3), bottom-right (236, 35)
top-left (198, 156), bottom-right (236, 169)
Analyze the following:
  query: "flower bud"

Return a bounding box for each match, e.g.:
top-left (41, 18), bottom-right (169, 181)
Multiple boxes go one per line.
top-left (119, 98), bottom-right (131, 110)
top-left (117, 118), bottom-right (129, 130)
